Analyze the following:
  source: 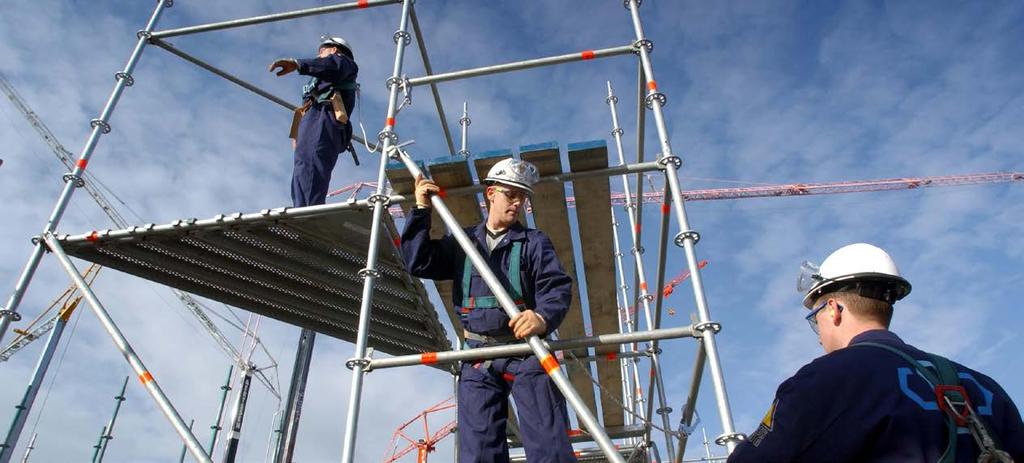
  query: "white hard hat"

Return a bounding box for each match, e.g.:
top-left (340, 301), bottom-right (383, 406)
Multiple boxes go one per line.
top-left (484, 158), bottom-right (540, 194)
top-left (319, 35), bottom-right (353, 59)
top-left (798, 243), bottom-right (911, 309)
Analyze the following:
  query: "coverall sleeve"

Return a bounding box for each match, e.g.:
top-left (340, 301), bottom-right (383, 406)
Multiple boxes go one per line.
top-left (727, 363), bottom-right (840, 462)
top-left (297, 54), bottom-right (358, 83)
top-left (528, 233), bottom-right (572, 333)
top-left (400, 207), bottom-right (458, 280)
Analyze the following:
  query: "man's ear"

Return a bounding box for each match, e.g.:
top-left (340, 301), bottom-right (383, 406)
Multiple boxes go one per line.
top-left (829, 299), bottom-right (843, 326)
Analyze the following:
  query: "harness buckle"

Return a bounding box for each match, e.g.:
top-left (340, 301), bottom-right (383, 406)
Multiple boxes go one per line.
top-left (935, 384), bottom-right (972, 426)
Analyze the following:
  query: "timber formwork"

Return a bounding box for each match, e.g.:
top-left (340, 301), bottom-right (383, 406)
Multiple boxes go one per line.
top-left (0, 1), bottom-right (745, 462)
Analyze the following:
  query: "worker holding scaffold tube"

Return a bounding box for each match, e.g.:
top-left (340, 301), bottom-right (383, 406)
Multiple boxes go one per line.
top-left (729, 243), bottom-right (1024, 462)
top-left (400, 158), bottom-right (577, 463)
top-left (269, 35), bottom-right (358, 207)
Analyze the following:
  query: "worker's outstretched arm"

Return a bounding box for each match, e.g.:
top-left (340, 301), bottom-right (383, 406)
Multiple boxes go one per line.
top-left (399, 183), bottom-right (458, 280)
top-left (296, 54), bottom-right (358, 83)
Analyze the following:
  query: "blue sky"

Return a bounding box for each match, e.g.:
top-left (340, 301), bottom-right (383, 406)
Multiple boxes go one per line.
top-left (1, 1), bottom-right (1022, 461)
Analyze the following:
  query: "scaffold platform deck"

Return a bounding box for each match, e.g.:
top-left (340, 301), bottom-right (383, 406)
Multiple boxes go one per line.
top-left (54, 206), bottom-right (450, 357)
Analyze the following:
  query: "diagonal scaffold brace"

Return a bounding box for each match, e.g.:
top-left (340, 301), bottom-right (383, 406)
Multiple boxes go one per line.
top-left (388, 144), bottom-right (627, 463)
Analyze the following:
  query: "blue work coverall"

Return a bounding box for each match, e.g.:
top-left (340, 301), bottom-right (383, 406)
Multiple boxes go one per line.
top-left (401, 207), bottom-right (577, 463)
top-left (728, 330), bottom-right (1024, 462)
top-left (291, 53), bottom-right (357, 207)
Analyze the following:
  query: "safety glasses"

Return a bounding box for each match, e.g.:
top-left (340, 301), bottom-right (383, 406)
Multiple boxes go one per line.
top-left (805, 300), bottom-right (843, 336)
top-left (492, 186), bottom-right (530, 203)
top-left (796, 260), bottom-right (822, 293)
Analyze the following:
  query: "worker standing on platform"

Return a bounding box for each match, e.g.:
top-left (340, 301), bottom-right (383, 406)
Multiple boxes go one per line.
top-left (401, 158), bottom-right (577, 463)
top-left (729, 243), bottom-right (1024, 462)
top-left (269, 35), bottom-right (358, 207)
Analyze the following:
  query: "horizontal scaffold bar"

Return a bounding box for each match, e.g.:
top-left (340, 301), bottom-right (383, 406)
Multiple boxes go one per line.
top-left (56, 160), bottom-right (663, 244)
top-left (151, 0), bottom-right (402, 39)
top-left (511, 443), bottom-right (644, 463)
top-left (365, 325), bottom-right (694, 371)
top-left (407, 45), bottom-right (636, 87)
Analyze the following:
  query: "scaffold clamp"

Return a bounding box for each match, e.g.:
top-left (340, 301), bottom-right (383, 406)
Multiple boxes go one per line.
top-left (367, 194), bottom-right (391, 206)
top-left (0, 310), bottom-right (22, 322)
top-left (630, 245), bottom-right (646, 255)
top-left (611, 127), bottom-right (624, 136)
top-left (644, 92), bottom-right (666, 109)
top-left (136, 30), bottom-right (153, 40)
top-left (358, 268), bottom-right (382, 279)
top-left (346, 357), bottom-right (371, 370)
top-left (693, 321), bottom-right (721, 335)
top-left (90, 119), bottom-right (112, 134)
top-left (624, 0), bottom-right (643, 9)
top-left (674, 230), bottom-right (700, 247)
top-left (114, 72), bottom-right (134, 86)
top-left (715, 432), bottom-right (747, 446)
top-left (393, 30), bottom-right (412, 46)
top-left (656, 406), bottom-right (673, 416)
top-left (633, 38), bottom-right (654, 54)
top-left (62, 173), bottom-right (85, 188)
top-left (459, 115), bottom-right (472, 126)
top-left (657, 155), bottom-right (682, 169)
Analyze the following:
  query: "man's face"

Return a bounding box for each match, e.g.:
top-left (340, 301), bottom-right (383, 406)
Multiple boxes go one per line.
top-left (318, 45), bottom-right (338, 58)
top-left (812, 298), bottom-right (845, 353)
top-left (486, 184), bottom-right (529, 227)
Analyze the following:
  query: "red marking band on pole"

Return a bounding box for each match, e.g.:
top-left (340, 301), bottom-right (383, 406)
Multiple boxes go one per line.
top-left (661, 203), bottom-right (671, 215)
top-left (580, 50), bottom-right (595, 60)
top-left (86, 231), bottom-right (99, 242)
top-left (386, 117), bottom-right (395, 127)
top-left (357, 0), bottom-right (369, 8)
top-left (539, 354), bottom-right (560, 375)
top-left (647, 80), bottom-right (658, 90)
top-left (420, 352), bottom-right (438, 365)
top-left (393, 237), bottom-right (401, 247)
top-left (567, 429), bottom-right (584, 437)
top-left (606, 352), bottom-right (618, 361)
top-left (635, 224), bottom-right (641, 234)
top-left (139, 371), bottom-right (154, 384)
top-left (639, 282), bottom-right (648, 291)
top-left (437, 187), bottom-right (447, 199)
top-left (76, 159), bottom-right (88, 170)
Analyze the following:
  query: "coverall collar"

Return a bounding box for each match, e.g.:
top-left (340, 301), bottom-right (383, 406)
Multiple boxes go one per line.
top-left (848, 329), bottom-right (905, 347)
top-left (472, 220), bottom-right (527, 252)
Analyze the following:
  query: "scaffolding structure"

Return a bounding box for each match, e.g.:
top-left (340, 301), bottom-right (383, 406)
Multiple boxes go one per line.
top-left (0, 2), bottom-right (748, 462)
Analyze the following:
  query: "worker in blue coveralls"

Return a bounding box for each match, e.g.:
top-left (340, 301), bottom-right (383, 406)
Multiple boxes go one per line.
top-left (729, 243), bottom-right (1023, 462)
top-left (269, 35), bottom-right (358, 207)
top-left (401, 158), bottom-right (577, 463)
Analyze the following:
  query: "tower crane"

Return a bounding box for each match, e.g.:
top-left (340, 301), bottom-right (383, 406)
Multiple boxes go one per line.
top-left (382, 397), bottom-right (456, 463)
top-left (0, 73), bottom-right (279, 398)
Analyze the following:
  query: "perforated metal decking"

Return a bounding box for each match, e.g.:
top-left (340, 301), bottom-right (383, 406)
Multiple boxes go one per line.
top-left (54, 206), bottom-right (450, 357)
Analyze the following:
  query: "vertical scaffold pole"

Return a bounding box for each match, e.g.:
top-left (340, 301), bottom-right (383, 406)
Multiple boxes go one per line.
top-left (458, 102), bottom-right (471, 158)
top-left (90, 426), bottom-right (107, 462)
top-left (0, 0), bottom-right (170, 344)
top-left (276, 328), bottom-right (313, 463)
top-left (93, 376), bottom-right (129, 463)
top-left (210, 364), bottom-right (233, 457)
top-left (222, 365), bottom-right (253, 463)
top-left (0, 301), bottom-right (79, 463)
top-left (42, 234), bottom-right (212, 463)
top-left (610, 211), bottom-right (641, 434)
top-left (605, 81), bottom-right (676, 461)
top-left (17, 433), bottom-right (34, 463)
top-left (624, 0), bottom-right (744, 451)
top-left (338, 1), bottom-right (413, 462)
top-left (390, 146), bottom-right (626, 463)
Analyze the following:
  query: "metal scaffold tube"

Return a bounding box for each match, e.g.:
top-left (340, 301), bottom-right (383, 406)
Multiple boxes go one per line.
top-left (0, 301), bottom-right (78, 463)
top-left (0, 0), bottom-right (170, 346)
top-left (223, 365), bottom-right (254, 463)
top-left (458, 102), bottom-right (470, 157)
top-left (276, 330), bottom-right (312, 463)
top-left (93, 376), bottom-right (129, 463)
top-left (389, 145), bottom-right (626, 463)
top-left (210, 365), bottom-right (233, 457)
top-left (407, 45), bottom-right (636, 87)
top-left (368, 326), bottom-right (693, 371)
top-left (150, 0), bottom-right (402, 39)
top-left (606, 81), bottom-right (677, 462)
top-left (42, 233), bottom-right (211, 463)
top-left (675, 340), bottom-right (708, 463)
top-left (624, 0), bottom-right (744, 451)
top-left (338, 1), bottom-right (413, 462)
top-left (18, 433), bottom-right (34, 463)
top-left (408, 4), bottom-right (455, 156)
top-left (611, 211), bottom-right (644, 439)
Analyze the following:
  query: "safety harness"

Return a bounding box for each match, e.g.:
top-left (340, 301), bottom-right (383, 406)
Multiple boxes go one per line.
top-left (854, 342), bottom-right (1013, 463)
top-left (458, 241), bottom-right (528, 366)
top-left (300, 76), bottom-right (360, 165)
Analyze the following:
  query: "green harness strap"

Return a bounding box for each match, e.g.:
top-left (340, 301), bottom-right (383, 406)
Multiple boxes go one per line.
top-left (460, 241), bottom-right (524, 309)
top-left (303, 78), bottom-right (358, 104)
top-left (854, 342), bottom-right (962, 463)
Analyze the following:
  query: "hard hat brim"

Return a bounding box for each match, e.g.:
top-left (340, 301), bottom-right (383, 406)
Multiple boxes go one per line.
top-left (802, 272), bottom-right (911, 309)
